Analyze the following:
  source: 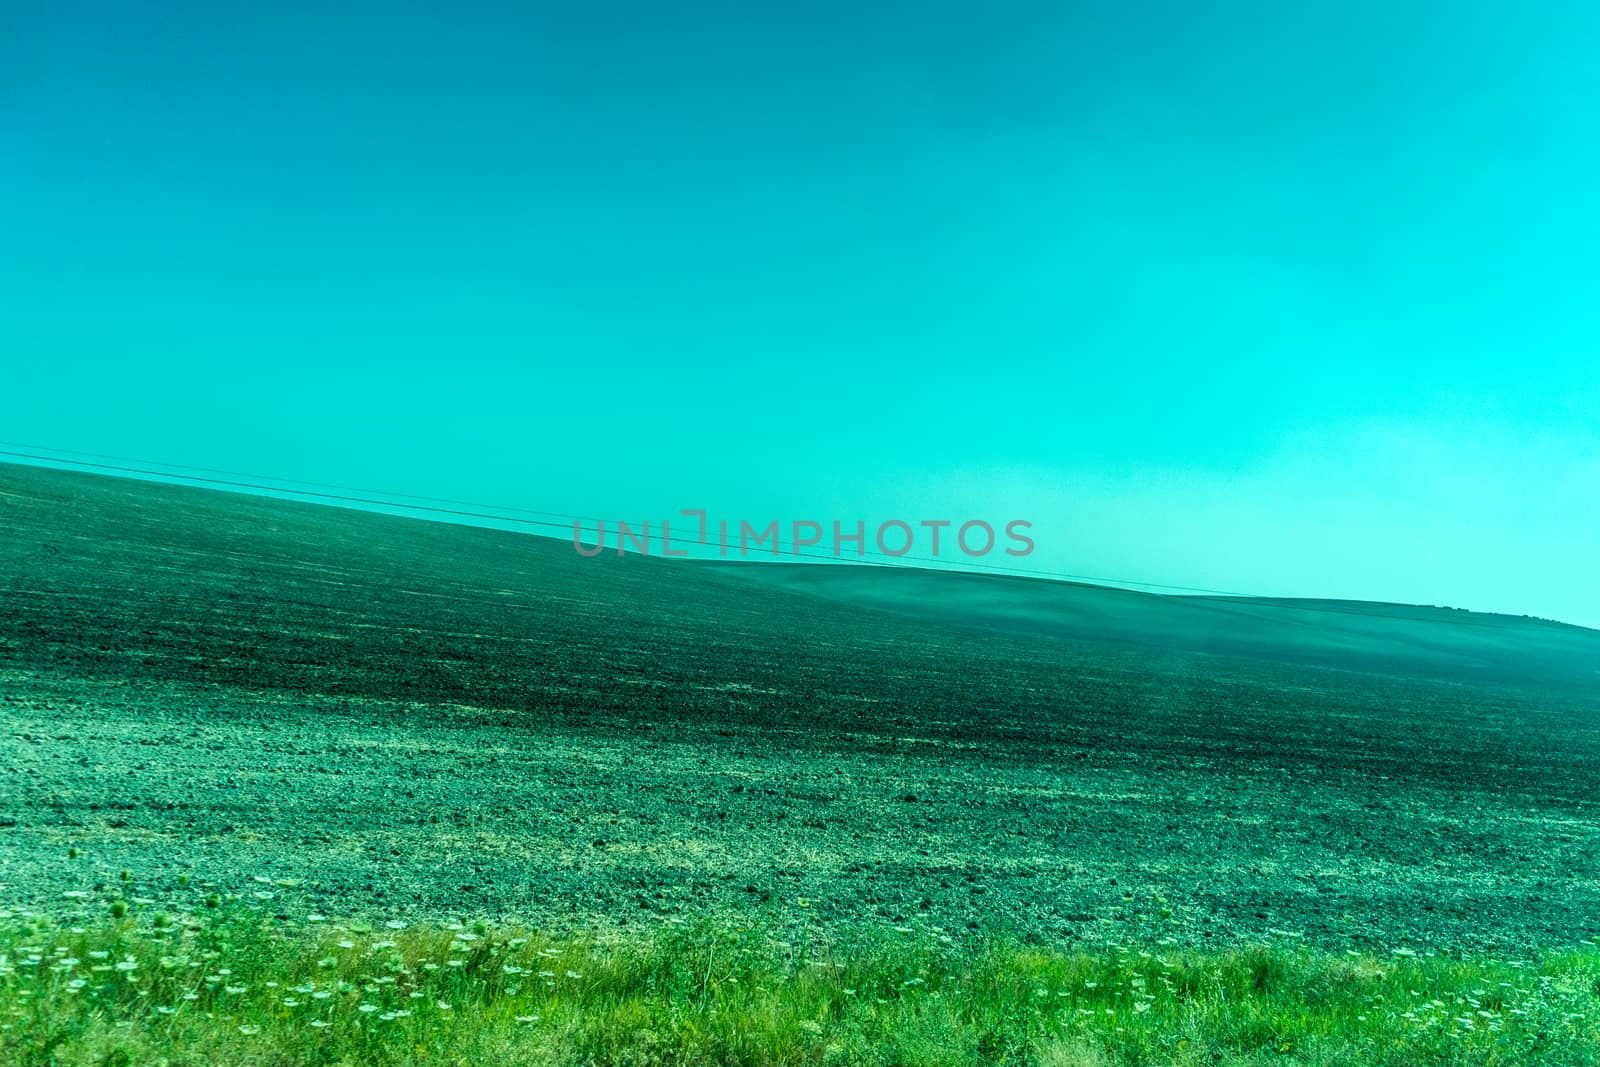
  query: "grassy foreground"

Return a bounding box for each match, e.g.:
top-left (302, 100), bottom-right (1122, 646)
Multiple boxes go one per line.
top-left (3, 899), bottom-right (1599, 1066)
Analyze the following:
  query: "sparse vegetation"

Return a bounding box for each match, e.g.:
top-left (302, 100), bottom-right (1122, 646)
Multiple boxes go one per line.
top-left (7, 465), bottom-right (1600, 1063)
top-left (4, 900), bottom-right (1599, 1066)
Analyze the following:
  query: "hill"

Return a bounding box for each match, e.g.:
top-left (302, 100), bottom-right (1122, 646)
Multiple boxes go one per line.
top-left (3, 460), bottom-right (1600, 952)
top-left (711, 562), bottom-right (1599, 685)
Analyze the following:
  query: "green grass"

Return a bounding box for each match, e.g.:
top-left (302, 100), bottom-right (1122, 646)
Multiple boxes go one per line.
top-left (4, 899), bottom-right (1599, 1066)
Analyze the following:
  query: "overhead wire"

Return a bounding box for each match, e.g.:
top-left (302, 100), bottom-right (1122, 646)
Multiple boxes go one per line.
top-left (0, 444), bottom-right (1570, 632)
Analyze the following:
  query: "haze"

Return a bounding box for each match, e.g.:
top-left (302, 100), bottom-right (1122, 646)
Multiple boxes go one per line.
top-left (3, 2), bottom-right (1597, 625)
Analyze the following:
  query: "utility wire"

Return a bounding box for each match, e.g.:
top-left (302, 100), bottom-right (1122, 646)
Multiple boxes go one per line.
top-left (0, 444), bottom-right (1571, 632)
top-left (0, 440), bottom-right (586, 522)
top-left (0, 442), bottom-right (1244, 592)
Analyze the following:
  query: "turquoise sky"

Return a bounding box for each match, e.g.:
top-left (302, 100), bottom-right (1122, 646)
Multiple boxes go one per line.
top-left (4, 2), bottom-right (1598, 625)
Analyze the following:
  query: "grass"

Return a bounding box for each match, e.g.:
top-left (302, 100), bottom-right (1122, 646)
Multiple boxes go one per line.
top-left (4, 896), bottom-right (1599, 1066)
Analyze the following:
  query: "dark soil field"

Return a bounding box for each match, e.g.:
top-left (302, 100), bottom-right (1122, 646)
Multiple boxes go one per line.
top-left (4, 461), bottom-right (1600, 952)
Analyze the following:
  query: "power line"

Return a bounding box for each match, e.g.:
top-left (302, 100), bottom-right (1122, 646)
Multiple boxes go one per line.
top-left (0, 442), bottom-right (1244, 592)
top-left (0, 447), bottom-right (941, 580)
top-left (0, 444), bottom-right (1571, 632)
top-left (0, 440), bottom-right (588, 523)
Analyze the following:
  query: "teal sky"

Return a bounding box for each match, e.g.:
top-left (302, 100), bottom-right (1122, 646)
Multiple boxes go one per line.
top-left (3, 2), bottom-right (1598, 625)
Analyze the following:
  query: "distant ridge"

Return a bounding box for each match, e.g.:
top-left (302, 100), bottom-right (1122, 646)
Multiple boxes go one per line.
top-left (3, 459), bottom-right (1597, 688)
top-left (707, 558), bottom-right (1600, 685)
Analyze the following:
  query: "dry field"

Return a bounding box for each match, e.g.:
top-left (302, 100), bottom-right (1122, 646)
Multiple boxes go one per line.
top-left (4, 462), bottom-right (1600, 955)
